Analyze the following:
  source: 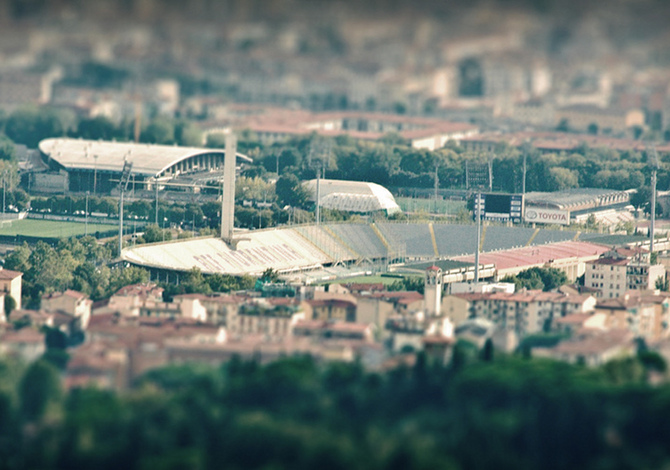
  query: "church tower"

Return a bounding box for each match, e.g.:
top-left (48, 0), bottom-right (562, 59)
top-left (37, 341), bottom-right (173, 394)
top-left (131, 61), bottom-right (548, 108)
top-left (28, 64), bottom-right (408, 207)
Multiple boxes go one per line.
top-left (424, 266), bottom-right (443, 316)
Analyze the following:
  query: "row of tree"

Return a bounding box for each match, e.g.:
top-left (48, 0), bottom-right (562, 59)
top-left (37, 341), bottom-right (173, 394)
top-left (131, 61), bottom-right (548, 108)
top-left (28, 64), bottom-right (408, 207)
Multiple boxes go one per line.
top-left (221, 131), bottom-right (667, 200)
top-left (2, 346), bottom-right (670, 470)
top-left (3, 238), bottom-right (149, 308)
top-left (1, 235), bottom-right (260, 309)
top-left (0, 107), bottom-right (203, 149)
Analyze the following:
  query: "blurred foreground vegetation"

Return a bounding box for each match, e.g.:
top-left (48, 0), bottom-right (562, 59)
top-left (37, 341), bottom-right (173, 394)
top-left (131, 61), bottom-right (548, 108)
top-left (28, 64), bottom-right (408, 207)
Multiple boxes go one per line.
top-left (2, 351), bottom-right (670, 470)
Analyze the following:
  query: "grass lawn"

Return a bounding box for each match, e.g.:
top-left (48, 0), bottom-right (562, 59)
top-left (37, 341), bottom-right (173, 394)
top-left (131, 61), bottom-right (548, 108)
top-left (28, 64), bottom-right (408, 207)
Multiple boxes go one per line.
top-left (396, 197), bottom-right (466, 215)
top-left (0, 219), bottom-right (119, 238)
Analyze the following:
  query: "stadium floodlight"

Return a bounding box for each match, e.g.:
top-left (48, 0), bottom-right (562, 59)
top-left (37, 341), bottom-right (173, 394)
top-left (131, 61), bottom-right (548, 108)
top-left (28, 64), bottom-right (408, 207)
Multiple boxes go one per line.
top-left (118, 159), bottom-right (133, 259)
top-left (647, 143), bottom-right (660, 253)
top-left (308, 138), bottom-right (333, 226)
top-left (221, 132), bottom-right (237, 243)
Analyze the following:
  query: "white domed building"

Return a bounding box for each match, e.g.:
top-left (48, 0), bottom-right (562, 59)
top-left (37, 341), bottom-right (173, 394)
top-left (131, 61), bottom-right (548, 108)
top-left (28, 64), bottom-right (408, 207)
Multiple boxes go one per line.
top-left (303, 178), bottom-right (401, 216)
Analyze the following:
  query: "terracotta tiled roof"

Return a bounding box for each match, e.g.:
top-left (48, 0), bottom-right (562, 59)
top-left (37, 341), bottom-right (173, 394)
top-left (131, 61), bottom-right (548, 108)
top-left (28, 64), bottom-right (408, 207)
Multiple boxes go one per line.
top-left (0, 269), bottom-right (22, 280)
top-left (454, 241), bottom-right (610, 271)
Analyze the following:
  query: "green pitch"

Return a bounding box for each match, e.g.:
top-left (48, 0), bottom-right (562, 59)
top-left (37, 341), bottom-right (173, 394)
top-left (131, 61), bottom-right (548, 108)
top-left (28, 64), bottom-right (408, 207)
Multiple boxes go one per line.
top-left (396, 197), bottom-right (466, 215)
top-left (0, 219), bottom-right (118, 238)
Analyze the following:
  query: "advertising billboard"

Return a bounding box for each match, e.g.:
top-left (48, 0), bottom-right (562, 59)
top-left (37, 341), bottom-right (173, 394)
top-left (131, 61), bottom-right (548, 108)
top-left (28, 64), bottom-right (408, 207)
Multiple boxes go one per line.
top-left (524, 207), bottom-right (570, 225)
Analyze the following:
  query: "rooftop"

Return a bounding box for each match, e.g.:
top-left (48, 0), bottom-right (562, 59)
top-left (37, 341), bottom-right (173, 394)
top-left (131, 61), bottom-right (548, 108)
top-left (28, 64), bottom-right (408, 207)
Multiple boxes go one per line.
top-left (453, 240), bottom-right (610, 272)
top-left (39, 138), bottom-right (251, 177)
top-left (0, 269), bottom-right (22, 280)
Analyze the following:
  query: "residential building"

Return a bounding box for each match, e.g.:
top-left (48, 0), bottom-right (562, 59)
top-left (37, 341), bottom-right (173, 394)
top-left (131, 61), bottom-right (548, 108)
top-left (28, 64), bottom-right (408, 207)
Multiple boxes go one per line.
top-left (355, 290), bottom-right (424, 327)
top-left (585, 249), bottom-right (665, 299)
top-left (533, 329), bottom-right (635, 366)
top-left (385, 311), bottom-right (452, 353)
top-left (172, 293), bottom-right (243, 325)
top-left (229, 299), bottom-right (305, 338)
top-left (555, 105), bottom-right (645, 134)
top-left (304, 298), bottom-right (357, 322)
top-left (0, 328), bottom-right (45, 363)
top-left (594, 292), bottom-right (670, 341)
top-left (446, 290), bottom-right (596, 337)
top-left (41, 290), bottom-right (92, 328)
top-left (106, 282), bottom-right (164, 316)
top-left (0, 269), bottom-right (22, 310)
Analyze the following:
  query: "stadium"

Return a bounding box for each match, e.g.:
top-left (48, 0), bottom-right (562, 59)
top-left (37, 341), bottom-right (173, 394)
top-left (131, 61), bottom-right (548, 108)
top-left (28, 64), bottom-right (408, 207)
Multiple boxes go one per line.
top-left (122, 220), bottom-right (626, 285)
top-left (39, 139), bottom-right (644, 287)
top-left (37, 138), bottom-right (252, 194)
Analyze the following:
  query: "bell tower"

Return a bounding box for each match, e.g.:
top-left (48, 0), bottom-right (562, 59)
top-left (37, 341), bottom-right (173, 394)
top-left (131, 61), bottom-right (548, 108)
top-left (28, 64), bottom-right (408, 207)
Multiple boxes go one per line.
top-left (424, 266), bottom-right (443, 316)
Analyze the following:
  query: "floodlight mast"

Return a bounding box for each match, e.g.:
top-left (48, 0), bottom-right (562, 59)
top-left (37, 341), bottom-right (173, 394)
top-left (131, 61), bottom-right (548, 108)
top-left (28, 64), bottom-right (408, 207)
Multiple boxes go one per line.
top-left (308, 138), bottom-right (331, 226)
top-left (649, 144), bottom-right (660, 253)
top-left (118, 160), bottom-right (133, 260)
top-left (475, 192), bottom-right (481, 283)
top-left (221, 132), bottom-right (237, 243)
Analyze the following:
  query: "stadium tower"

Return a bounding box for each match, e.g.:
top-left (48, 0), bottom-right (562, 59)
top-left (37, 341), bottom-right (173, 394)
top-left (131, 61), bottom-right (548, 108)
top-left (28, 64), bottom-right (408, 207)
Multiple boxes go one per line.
top-left (221, 132), bottom-right (237, 244)
top-left (424, 265), bottom-right (443, 316)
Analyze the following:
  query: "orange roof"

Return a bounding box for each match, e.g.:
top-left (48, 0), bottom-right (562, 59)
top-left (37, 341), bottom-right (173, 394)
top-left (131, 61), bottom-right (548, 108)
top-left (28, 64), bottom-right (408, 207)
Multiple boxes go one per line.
top-left (0, 269), bottom-right (21, 280)
top-left (454, 241), bottom-right (610, 271)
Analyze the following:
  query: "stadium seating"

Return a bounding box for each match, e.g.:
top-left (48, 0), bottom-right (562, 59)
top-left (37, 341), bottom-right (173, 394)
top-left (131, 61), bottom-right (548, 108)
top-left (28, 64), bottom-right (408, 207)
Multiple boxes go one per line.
top-left (328, 223), bottom-right (388, 259)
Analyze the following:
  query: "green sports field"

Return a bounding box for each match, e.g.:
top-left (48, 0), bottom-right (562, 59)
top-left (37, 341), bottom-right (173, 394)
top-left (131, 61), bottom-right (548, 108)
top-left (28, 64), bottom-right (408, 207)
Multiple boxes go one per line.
top-left (396, 197), bottom-right (466, 215)
top-left (0, 219), bottom-right (118, 238)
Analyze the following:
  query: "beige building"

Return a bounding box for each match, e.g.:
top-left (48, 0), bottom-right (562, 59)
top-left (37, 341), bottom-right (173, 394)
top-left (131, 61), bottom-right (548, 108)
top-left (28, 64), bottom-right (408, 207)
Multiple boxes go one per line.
top-left (555, 105), bottom-right (645, 134)
top-left (585, 251), bottom-right (665, 299)
top-left (533, 329), bottom-right (635, 366)
top-left (355, 291), bottom-right (424, 327)
top-left (0, 269), bottom-right (22, 311)
top-left (229, 300), bottom-right (305, 338)
top-left (41, 290), bottom-right (92, 329)
top-left (445, 290), bottom-right (596, 336)
top-left (304, 298), bottom-right (357, 322)
top-left (107, 283), bottom-right (165, 316)
top-left (173, 293), bottom-right (243, 326)
top-left (594, 292), bottom-right (670, 341)
top-left (0, 328), bottom-right (46, 363)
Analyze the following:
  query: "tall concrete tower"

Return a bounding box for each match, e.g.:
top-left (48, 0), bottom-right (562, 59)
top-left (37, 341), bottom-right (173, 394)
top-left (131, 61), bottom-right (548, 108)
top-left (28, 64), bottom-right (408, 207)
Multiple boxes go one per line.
top-left (221, 132), bottom-right (237, 244)
top-left (424, 266), bottom-right (443, 316)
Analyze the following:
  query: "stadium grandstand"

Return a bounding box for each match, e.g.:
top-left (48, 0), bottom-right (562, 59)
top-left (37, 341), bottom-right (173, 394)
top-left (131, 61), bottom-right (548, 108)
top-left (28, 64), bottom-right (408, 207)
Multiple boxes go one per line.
top-left (304, 179), bottom-right (401, 215)
top-left (524, 188), bottom-right (632, 225)
top-left (122, 221), bottom-right (625, 285)
top-left (37, 138), bottom-right (252, 194)
top-left (452, 240), bottom-right (612, 281)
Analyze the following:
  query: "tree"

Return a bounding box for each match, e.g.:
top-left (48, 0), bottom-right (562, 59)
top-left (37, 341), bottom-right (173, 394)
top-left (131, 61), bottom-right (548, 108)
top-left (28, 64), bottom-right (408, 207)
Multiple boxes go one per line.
top-left (480, 338), bottom-right (494, 362)
top-left (502, 267), bottom-right (568, 292)
top-left (548, 167), bottom-right (579, 190)
top-left (5, 107), bottom-right (65, 148)
top-left (260, 268), bottom-right (281, 283)
top-left (174, 121), bottom-right (202, 147)
top-left (275, 174), bottom-right (309, 209)
top-left (140, 118), bottom-right (175, 144)
top-left (4, 295), bottom-right (15, 320)
top-left (19, 360), bottom-right (62, 422)
top-left (75, 116), bottom-right (120, 140)
top-left (0, 135), bottom-right (16, 161)
top-left (141, 224), bottom-right (172, 243)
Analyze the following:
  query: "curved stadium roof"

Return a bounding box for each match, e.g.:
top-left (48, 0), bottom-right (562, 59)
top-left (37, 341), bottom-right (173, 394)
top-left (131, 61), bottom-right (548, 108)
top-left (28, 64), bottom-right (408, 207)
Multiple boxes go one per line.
top-left (39, 138), bottom-right (252, 177)
top-left (303, 179), bottom-right (401, 215)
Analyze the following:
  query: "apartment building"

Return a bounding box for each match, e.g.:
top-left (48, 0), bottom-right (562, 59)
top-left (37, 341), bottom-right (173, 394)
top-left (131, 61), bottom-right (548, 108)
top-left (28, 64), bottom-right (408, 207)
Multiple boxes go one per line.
top-left (445, 290), bottom-right (596, 337)
top-left (585, 251), bottom-right (665, 299)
